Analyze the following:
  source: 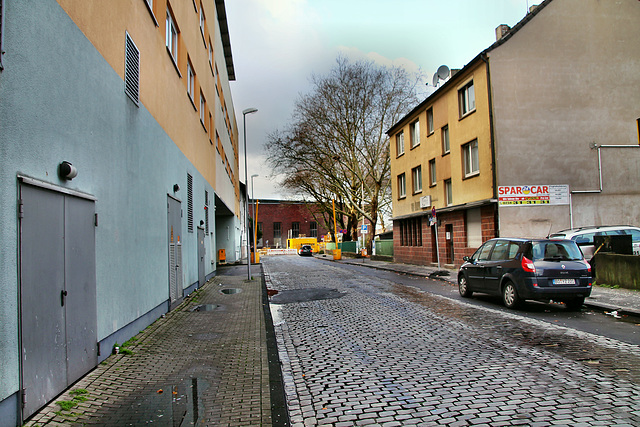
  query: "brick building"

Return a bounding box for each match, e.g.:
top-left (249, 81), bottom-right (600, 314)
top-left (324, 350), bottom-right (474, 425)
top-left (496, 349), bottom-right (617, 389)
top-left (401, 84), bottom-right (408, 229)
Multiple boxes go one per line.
top-left (254, 200), bottom-right (333, 248)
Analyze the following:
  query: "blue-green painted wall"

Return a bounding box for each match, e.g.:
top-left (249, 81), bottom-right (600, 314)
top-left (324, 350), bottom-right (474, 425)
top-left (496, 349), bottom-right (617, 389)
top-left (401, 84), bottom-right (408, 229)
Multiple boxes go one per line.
top-left (0, 0), bottom-right (238, 419)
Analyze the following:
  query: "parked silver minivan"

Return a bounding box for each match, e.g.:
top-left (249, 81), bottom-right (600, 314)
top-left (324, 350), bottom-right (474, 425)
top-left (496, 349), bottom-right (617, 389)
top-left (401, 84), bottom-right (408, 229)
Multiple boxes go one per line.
top-left (548, 225), bottom-right (640, 260)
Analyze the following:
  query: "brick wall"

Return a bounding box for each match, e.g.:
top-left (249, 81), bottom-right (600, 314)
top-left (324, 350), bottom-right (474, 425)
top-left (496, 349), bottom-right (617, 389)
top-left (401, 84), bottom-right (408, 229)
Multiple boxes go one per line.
top-left (256, 201), bottom-right (331, 248)
top-left (393, 204), bottom-right (498, 268)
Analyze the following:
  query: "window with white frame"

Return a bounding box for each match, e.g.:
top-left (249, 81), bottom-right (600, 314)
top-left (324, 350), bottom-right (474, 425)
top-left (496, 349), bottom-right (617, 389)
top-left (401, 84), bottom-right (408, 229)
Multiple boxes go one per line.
top-left (412, 165), bottom-right (422, 194)
top-left (442, 125), bottom-right (450, 154)
top-left (165, 9), bottom-right (178, 61)
top-left (199, 4), bottom-right (205, 38)
top-left (427, 107), bottom-right (434, 134)
top-left (410, 120), bottom-right (420, 148)
top-left (459, 80), bottom-right (475, 117)
top-left (462, 139), bottom-right (479, 177)
top-left (398, 173), bottom-right (406, 199)
top-left (429, 159), bottom-right (436, 186)
top-left (200, 91), bottom-right (206, 124)
top-left (445, 179), bottom-right (452, 206)
top-left (187, 61), bottom-right (195, 100)
top-left (396, 131), bottom-right (405, 156)
top-left (208, 39), bottom-right (213, 66)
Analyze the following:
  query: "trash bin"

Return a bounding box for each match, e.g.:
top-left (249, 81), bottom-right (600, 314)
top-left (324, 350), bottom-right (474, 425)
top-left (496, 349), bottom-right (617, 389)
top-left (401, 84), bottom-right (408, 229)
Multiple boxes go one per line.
top-left (218, 249), bottom-right (226, 264)
top-left (333, 249), bottom-right (341, 260)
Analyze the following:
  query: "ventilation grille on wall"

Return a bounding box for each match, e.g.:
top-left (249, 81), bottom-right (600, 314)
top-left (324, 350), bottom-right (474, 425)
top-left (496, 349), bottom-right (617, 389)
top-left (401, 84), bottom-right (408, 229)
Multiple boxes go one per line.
top-left (187, 174), bottom-right (194, 232)
top-left (204, 190), bottom-right (209, 234)
top-left (125, 32), bottom-right (140, 105)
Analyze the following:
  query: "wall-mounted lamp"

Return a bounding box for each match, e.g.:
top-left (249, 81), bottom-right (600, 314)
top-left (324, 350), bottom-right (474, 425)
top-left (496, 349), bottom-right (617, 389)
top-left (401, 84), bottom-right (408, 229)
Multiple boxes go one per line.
top-left (58, 161), bottom-right (78, 180)
top-left (173, 184), bottom-right (180, 193)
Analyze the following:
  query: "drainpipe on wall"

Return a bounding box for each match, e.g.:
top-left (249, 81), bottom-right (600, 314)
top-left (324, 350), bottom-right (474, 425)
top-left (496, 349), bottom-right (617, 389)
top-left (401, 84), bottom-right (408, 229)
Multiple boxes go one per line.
top-left (0, 0), bottom-right (5, 70)
top-left (481, 53), bottom-right (499, 237)
top-left (569, 142), bottom-right (640, 228)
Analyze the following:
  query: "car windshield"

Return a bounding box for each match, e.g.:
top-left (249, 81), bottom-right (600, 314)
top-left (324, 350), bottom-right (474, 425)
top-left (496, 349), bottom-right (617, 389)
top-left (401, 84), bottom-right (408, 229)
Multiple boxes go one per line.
top-left (529, 241), bottom-right (583, 261)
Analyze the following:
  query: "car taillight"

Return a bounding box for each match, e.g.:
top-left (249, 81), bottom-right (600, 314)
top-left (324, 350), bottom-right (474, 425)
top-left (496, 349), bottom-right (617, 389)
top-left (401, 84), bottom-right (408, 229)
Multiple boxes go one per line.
top-left (584, 260), bottom-right (591, 273)
top-left (522, 256), bottom-right (536, 273)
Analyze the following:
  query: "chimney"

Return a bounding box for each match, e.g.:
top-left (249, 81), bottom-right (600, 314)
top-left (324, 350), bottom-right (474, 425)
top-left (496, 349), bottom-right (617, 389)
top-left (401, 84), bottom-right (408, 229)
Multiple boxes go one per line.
top-left (495, 24), bottom-right (510, 41)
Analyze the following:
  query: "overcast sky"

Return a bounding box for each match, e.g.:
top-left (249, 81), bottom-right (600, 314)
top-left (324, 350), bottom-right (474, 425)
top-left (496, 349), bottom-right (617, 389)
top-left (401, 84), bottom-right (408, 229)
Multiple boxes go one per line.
top-left (226, 0), bottom-right (535, 200)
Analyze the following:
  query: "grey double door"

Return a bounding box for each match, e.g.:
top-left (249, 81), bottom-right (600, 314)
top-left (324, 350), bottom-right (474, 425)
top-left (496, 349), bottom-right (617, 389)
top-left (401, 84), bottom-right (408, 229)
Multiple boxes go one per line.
top-left (19, 182), bottom-right (97, 419)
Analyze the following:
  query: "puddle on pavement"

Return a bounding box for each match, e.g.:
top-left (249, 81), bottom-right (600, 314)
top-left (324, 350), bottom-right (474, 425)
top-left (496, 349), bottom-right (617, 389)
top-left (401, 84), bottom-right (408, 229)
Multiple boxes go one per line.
top-left (190, 304), bottom-right (223, 312)
top-left (220, 288), bottom-right (242, 295)
top-left (270, 288), bottom-right (344, 304)
top-left (95, 377), bottom-right (210, 426)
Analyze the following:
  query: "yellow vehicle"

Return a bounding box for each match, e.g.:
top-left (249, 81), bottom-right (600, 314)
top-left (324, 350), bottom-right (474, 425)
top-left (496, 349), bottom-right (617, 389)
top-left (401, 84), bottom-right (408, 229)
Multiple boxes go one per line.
top-left (287, 237), bottom-right (319, 253)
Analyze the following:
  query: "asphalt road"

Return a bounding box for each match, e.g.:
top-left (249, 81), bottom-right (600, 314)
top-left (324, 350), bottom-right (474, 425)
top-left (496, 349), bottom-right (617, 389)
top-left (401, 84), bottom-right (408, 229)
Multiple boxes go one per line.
top-left (264, 255), bottom-right (640, 426)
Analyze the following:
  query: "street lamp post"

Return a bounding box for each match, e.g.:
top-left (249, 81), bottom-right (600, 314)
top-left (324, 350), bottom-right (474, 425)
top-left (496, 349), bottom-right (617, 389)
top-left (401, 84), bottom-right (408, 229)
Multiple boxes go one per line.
top-left (243, 107), bottom-right (258, 280)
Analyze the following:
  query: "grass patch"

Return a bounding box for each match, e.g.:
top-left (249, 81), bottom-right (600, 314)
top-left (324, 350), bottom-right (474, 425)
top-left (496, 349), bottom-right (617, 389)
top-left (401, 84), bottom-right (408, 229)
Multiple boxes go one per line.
top-left (55, 400), bottom-right (77, 411)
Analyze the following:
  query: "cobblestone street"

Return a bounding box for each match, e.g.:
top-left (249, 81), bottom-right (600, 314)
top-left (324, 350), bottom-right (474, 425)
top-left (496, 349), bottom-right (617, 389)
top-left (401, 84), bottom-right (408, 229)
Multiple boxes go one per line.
top-left (264, 256), bottom-right (640, 426)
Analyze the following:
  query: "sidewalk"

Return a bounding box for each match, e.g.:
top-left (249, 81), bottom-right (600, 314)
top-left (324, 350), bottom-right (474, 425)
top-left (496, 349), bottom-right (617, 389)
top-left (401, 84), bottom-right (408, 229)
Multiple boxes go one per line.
top-left (327, 255), bottom-right (640, 317)
top-left (25, 264), bottom-right (284, 427)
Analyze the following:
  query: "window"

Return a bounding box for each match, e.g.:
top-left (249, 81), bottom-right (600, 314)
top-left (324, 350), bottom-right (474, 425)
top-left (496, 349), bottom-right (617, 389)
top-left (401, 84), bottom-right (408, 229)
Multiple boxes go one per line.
top-left (442, 125), bottom-right (450, 154)
top-left (187, 61), bottom-right (195, 100)
top-left (187, 173), bottom-right (194, 232)
top-left (410, 120), bottom-right (420, 148)
top-left (462, 139), bottom-right (479, 177)
top-left (429, 159), bottom-right (436, 186)
top-left (208, 39), bottom-right (213, 66)
top-left (310, 221), bottom-right (318, 238)
top-left (475, 240), bottom-right (495, 261)
top-left (445, 179), bottom-right (452, 206)
top-left (200, 91), bottom-right (206, 124)
top-left (400, 217), bottom-right (422, 247)
top-left (459, 80), bottom-right (475, 117)
top-left (165, 8), bottom-right (178, 61)
top-left (199, 4), bottom-right (205, 38)
top-left (427, 108), bottom-right (434, 134)
top-left (291, 222), bottom-right (300, 238)
top-left (412, 165), bottom-right (422, 194)
top-left (396, 131), bottom-right (405, 156)
top-left (397, 173), bottom-right (406, 199)
top-left (273, 222), bottom-right (282, 239)
top-left (124, 33), bottom-right (140, 105)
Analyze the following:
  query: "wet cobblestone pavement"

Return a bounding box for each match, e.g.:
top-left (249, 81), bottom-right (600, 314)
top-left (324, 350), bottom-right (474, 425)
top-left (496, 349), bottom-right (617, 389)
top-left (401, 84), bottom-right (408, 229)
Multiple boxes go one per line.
top-left (264, 256), bottom-right (640, 426)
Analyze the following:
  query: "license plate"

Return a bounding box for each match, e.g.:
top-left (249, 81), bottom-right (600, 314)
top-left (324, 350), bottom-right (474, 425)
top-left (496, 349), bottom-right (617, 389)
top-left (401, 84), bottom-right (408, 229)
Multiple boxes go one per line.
top-left (553, 278), bottom-right (575, 285)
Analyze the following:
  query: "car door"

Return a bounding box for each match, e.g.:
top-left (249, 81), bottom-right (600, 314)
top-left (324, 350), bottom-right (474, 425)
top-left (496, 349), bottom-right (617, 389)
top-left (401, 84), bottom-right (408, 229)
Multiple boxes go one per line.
top-left (465, 240), bottom-right (495, 291)
top-left (483, 239), bottom-right (510, 295)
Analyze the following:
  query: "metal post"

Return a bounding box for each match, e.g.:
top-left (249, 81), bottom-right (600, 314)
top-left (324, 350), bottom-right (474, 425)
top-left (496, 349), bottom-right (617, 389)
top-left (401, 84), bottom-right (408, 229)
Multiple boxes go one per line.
top-left (242, 108), bottom-right (258, 280)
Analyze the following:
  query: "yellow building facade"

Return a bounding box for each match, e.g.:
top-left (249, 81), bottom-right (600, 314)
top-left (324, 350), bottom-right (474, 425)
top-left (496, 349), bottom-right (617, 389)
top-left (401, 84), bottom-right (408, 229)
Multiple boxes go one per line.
top-left (388, 58), bottom-right (497, 267)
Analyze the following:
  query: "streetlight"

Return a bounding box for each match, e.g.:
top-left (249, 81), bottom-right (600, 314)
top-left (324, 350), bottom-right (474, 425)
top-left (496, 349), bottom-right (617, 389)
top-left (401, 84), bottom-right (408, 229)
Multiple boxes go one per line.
top-left (243, 107), bottom-right (258, 280)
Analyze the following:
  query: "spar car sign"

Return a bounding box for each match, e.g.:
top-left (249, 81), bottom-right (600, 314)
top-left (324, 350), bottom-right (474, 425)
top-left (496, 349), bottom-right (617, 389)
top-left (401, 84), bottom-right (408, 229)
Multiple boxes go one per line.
top-left (498, 185), bottom-right (569, 206)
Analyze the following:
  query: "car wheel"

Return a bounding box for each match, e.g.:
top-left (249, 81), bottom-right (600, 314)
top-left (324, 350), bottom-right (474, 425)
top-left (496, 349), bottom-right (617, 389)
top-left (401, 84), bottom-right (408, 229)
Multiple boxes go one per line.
top-left (458, 275), bottom-right (473, 298)
top-left (502, 281), bottom-right (520, 309)
top-left (565, 297), bottom-right (585, 311)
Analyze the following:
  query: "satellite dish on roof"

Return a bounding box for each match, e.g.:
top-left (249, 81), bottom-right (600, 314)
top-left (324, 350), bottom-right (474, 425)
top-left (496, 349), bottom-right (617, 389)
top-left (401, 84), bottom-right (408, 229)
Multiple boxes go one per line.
top-left (437, 65), bottom-right (450, 80)
top-left (432, 65), bottom-right (450, 88)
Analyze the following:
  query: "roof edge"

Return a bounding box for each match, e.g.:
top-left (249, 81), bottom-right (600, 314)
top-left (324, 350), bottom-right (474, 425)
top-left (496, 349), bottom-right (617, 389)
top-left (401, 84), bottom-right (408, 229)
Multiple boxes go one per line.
top-left (215, 0), bottom-right (236, 81)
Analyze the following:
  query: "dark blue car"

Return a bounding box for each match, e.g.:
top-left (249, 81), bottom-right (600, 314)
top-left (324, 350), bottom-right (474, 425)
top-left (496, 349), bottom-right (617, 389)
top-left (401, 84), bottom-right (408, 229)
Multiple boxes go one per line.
top-left (458, 238), bottom-right (592, 310)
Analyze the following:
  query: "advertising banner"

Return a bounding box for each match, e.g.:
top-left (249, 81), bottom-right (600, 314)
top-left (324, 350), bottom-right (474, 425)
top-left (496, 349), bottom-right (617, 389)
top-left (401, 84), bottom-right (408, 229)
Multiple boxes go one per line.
top-left (498, 185), bottom-right (569, 206)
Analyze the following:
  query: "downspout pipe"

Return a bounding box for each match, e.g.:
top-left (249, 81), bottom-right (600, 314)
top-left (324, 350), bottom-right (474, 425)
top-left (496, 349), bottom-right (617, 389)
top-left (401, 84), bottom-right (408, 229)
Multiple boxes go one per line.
top-left (481, 53), bottom-right (499, 236)
top-left (1, 0), bottom-right (5, 70)
top-left (569, 143), bottom-right (640, 228)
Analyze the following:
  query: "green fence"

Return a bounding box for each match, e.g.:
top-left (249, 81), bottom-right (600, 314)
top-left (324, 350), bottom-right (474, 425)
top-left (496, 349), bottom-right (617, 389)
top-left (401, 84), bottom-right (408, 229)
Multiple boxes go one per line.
top-left (339, 241), bottom-right (358, 253)
top-left (374, 239), bottom-right (394, 256)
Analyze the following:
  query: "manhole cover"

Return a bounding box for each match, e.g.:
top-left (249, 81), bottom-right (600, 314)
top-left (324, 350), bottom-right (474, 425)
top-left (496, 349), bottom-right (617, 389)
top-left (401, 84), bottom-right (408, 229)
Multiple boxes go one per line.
top-left (220, 288), bottom-right (242, 295)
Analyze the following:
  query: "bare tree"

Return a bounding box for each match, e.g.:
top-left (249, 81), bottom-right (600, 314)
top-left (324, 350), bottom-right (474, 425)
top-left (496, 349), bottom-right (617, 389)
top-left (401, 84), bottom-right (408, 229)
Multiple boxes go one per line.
top-left (265, 56), bottom-right (422, 247)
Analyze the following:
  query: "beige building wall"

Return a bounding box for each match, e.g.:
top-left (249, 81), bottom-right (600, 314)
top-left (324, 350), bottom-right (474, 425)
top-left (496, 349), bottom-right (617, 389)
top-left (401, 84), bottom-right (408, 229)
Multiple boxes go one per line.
top-left (57, 0), bottom-right (239, 216)
top-left (488, 0), bottom-right (640, 237)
